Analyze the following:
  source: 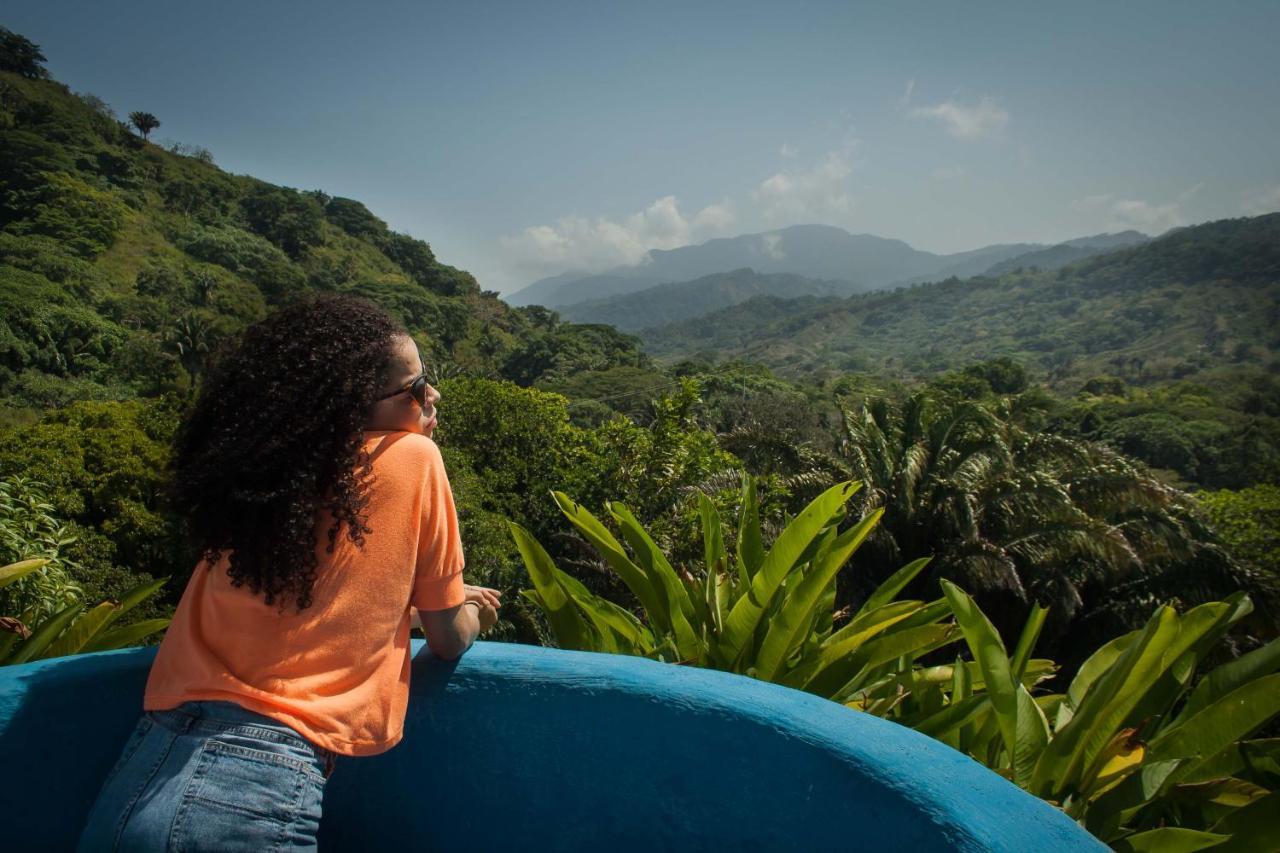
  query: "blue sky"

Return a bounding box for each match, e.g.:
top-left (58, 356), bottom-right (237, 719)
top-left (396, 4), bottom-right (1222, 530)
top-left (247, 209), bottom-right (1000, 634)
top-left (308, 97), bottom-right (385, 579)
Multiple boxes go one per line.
top-left (8, 0), bottom-right (1279, 292)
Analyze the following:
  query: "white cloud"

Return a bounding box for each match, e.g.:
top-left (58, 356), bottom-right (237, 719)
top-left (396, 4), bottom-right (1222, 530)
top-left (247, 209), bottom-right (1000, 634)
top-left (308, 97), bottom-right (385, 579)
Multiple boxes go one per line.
top-left (1072, 193), bottom-right (1186, 234)
top-left (752, 143), bottom-right (858, 223)
top-left (501, 129), bottom-right (861, 281)
top-left (898, 79), bottom-right (915, 108)
top-left (910, 96), bottom-right (1009, 140)
top-left (760, 232), bottom-right (785, 260)
top-left (500, 196), bottom-right (736, 278)
top-left (1242, 184), bottom-right (1280, 216)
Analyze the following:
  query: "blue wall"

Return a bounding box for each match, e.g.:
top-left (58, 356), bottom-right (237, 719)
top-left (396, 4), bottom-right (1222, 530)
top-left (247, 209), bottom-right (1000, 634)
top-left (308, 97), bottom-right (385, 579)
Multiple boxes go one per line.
top-left (0, 641), bottom-right (1102, 851)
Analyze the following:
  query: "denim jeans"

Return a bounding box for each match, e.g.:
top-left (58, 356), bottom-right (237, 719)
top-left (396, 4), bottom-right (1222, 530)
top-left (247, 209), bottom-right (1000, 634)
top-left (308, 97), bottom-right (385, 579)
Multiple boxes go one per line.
top-left (76, 700), bottom-right (337, 852)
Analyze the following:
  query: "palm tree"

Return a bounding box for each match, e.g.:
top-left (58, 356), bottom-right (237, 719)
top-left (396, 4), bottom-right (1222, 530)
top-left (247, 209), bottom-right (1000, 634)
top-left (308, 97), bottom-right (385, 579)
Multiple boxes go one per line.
top-left (128, 111), bottom-right (160, 140)
top-left (831, 391), bottom-right (1271, 662)
top-left (163, 313), bottom-right (215, 379)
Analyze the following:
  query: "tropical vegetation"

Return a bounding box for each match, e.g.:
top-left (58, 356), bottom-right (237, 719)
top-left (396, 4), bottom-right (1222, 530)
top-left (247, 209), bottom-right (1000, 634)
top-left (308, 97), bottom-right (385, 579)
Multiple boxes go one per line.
top-left (1, 26), bottom-right (1277, 848)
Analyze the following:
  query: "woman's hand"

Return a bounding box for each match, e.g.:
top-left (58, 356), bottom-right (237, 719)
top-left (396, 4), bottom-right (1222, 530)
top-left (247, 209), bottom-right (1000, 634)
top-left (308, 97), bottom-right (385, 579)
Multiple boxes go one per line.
top-left (464, 584), bottom-right (502, 610)
top-left (474, 602), bottom-right (499, 633)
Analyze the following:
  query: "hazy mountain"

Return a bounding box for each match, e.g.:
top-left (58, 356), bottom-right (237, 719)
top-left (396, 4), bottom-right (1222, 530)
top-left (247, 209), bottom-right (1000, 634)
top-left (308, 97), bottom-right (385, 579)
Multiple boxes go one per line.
top-left (982, 231), bottom-right (1151, 277)
top-left (507, 224), bottom-right (1044, 308)
top-left (559, 268), bottom-right (844, 331)
top-left (641, 214), bottom-right (1280, 388)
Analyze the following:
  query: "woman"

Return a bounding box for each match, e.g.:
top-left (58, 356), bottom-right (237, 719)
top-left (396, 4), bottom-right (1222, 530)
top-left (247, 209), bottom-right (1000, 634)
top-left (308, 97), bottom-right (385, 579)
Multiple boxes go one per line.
top-left (76, 293), bottom-right (500, 851)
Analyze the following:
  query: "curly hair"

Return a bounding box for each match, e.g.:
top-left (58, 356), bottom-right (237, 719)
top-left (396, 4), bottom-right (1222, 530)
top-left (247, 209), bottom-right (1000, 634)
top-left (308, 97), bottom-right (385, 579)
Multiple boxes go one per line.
top-left (166, 293), bottom-right (410, 612)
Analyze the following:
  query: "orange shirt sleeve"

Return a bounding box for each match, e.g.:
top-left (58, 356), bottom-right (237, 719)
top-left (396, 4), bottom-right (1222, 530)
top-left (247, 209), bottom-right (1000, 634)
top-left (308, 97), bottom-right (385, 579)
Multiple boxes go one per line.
top-left (411, 437), bottom-right (467, 611)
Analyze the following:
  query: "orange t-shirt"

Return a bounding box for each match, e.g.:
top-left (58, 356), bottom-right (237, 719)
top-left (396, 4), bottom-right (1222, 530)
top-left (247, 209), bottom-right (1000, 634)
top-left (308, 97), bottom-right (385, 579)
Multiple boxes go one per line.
top-left (143, 430), bottom-right (467, 756)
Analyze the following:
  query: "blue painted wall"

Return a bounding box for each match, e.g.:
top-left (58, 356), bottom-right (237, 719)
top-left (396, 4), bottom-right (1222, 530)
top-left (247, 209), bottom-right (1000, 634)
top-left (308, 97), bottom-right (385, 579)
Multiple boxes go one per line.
top-left (0, 641), bottom-right (1103, 851)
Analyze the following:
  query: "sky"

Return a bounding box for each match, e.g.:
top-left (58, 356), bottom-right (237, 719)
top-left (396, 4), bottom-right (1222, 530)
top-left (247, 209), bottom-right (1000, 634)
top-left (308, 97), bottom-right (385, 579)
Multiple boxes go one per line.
top-left (8, 0), bottom-right (1280, 293)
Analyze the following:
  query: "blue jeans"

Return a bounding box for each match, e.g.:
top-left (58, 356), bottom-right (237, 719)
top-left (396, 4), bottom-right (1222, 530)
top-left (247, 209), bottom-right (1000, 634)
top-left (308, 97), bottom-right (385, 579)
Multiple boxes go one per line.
top-left (76, 700), bottom-right (337, 851)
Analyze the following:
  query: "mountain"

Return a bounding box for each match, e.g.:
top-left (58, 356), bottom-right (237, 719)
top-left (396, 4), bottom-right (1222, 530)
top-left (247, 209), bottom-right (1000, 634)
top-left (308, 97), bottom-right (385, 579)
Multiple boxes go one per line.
top-left (559, 268), bottom-right (844, 331)
top-left (507, 225), bottom-right (1045, 308)
top-left (641, 214), bottom-right (1280, 389)
top-left (982, 231), bottom-right (1151, 277)
top-left (0, 56), bottom-right (647, 407)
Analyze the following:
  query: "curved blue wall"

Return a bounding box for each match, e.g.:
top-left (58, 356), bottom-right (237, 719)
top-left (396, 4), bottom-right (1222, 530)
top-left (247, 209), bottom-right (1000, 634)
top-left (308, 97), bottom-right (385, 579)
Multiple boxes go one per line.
top-left (0, 641), bottom-right (1101, 851)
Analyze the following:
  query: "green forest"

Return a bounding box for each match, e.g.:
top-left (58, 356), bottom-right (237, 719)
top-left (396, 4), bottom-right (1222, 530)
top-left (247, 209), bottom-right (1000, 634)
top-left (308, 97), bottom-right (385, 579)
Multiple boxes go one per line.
top-left (2, 27), bottom-right (1278, 848)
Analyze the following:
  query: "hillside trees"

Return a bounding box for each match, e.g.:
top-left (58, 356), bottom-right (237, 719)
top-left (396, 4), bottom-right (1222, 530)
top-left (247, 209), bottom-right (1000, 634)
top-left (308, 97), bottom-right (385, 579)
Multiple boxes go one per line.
top-left (128, 110), bottom-right (159, 140)
top-left (0, 27), bottom-right (49, 79)
top-left (830, 391), bottom-right (1274, 667)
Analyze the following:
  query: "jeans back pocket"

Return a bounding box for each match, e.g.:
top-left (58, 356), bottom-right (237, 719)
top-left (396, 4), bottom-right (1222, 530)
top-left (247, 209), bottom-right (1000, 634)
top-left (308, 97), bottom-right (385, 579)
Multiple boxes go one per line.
top-left (169, 739), bottom-right (323, 852)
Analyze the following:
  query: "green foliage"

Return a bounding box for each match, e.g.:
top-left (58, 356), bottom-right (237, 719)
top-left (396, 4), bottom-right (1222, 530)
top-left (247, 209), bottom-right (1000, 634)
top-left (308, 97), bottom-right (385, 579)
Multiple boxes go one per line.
top-left (503, 321), bottom-right (651, 385)
top-left (239, 183), bottom-right (324, 260)
top-left (0, 396), bottom-right (189, 588)
top-left (939, 583), bottom-right (1279, 849)
top-left (1198, 486), bottom-right (1280, 587)
top-left (1057, 374), bottom-right (1280, 489)
top-left (0, 557), bottom-right (169, 665)
top-left (7, 171), bottom-right (129, 257)
top-left (127, 111), bottom-right (159, 140)
top-left (176, 221), bottom-right (306, 299)
top-left (0, 27), bottom-right (50, 80)
top-left (643, 214), bottom-right (1280, 395)
top-left (435, 378), bottom-right (589, 537)
top-left (514, 475), bottom-right (959, 712)
top-left (0, 476), bottom-right (83, 622)
top-left (831, 391), bottom-right (1272, 670)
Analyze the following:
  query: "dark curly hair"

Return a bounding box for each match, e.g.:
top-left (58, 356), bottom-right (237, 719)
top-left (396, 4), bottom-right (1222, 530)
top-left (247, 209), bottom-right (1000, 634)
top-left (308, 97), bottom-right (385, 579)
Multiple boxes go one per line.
top-left (166, 293), bottom-right (410, 612)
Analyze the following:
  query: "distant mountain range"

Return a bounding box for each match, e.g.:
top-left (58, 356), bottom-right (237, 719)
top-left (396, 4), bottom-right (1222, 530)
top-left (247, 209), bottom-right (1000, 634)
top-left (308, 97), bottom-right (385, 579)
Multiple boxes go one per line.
top-left (539, 226), bottom-right (1152, 330)
top-left (637, 214), bottom-right (1279, 388)
top-left (506, 224), bottom-right (1151, 314)
top-left (559, 269), bottom-right (845, 331)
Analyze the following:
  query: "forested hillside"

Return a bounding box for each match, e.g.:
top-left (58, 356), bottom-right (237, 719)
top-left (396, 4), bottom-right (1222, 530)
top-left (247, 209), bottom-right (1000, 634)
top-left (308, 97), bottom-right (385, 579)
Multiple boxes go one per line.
top-left (642, 214), bottom-right (1279, 385)
top-left (0, 59), bottom-right (647, 410)
top-left (560, 268), bottom-right (844, 331)
top-left (4, 23), bottom-right (1277, 850)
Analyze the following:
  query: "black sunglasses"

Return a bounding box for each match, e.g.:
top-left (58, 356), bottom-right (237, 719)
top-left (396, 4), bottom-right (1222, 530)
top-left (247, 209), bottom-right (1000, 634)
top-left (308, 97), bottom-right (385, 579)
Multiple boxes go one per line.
top-left (377, 371), bottom-right (430, 407)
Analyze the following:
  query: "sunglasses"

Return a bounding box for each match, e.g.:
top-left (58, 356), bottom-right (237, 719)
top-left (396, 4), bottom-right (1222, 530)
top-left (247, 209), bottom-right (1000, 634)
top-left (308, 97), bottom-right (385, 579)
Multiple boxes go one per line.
top-left (377, 371), bottom-right (431, 407)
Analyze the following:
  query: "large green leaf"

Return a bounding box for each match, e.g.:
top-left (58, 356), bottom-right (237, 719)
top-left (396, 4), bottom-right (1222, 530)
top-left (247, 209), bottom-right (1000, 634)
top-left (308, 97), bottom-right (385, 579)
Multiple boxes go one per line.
top-left (1031, 605), bottom-right (1181, 799)
top-left (71, 576), bottom-right (172, 655)
top-left (1174, 636), bottom-right (1280, 727)
top-left (1149, 674), bottom-right (1280, 781)
top-left (1084, 759), bottom-right (1183, 839)
top-left (852, 556), bottom-right (931, 621)
top-left (942, 580), bottom-right (1019, 760)
top-left (550, 492), bottom-right (668, 632)
top-left (821, 623), bottom-right (957, 700)
top-left (754, 509), bottom-right (882, 681)
top-left (1060, 631), bottom-right (1138, 730)
top-left (553, 566), bottom-right (654, 655)
top-left (699, 494), bottom-right (727, 635)
top-left (5, 601), bottom-right (85, 665)
top-left (1110, 828), bottom-right (1229, 853)
top-left (0, 558), bottom-right (50, 590)
top-left (43, 601), bottom-right (118, 659)
top-left (718, 480), bottom-right (861, 668)
top-left (81, 618), bottom-right (171, 652)
top-left (1014, 684), bottom-right (1051, 788)
top-left (509, 521), bottom-right (594, 651)
top-left (1209, 789), bottom-right (1280, 853)
top-left (609, 503), bottom-right (701, 662)
top-left (1178, 738), bottom-right (1280, 785)
top-left (1010, 603), bottom-right (1048, 683)
top-left (735, 475), bottom-right (763, 588)
top-left (913, 694), bottom-right (988, 739)
top-left (778, 600), bottom-right (920, 689)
